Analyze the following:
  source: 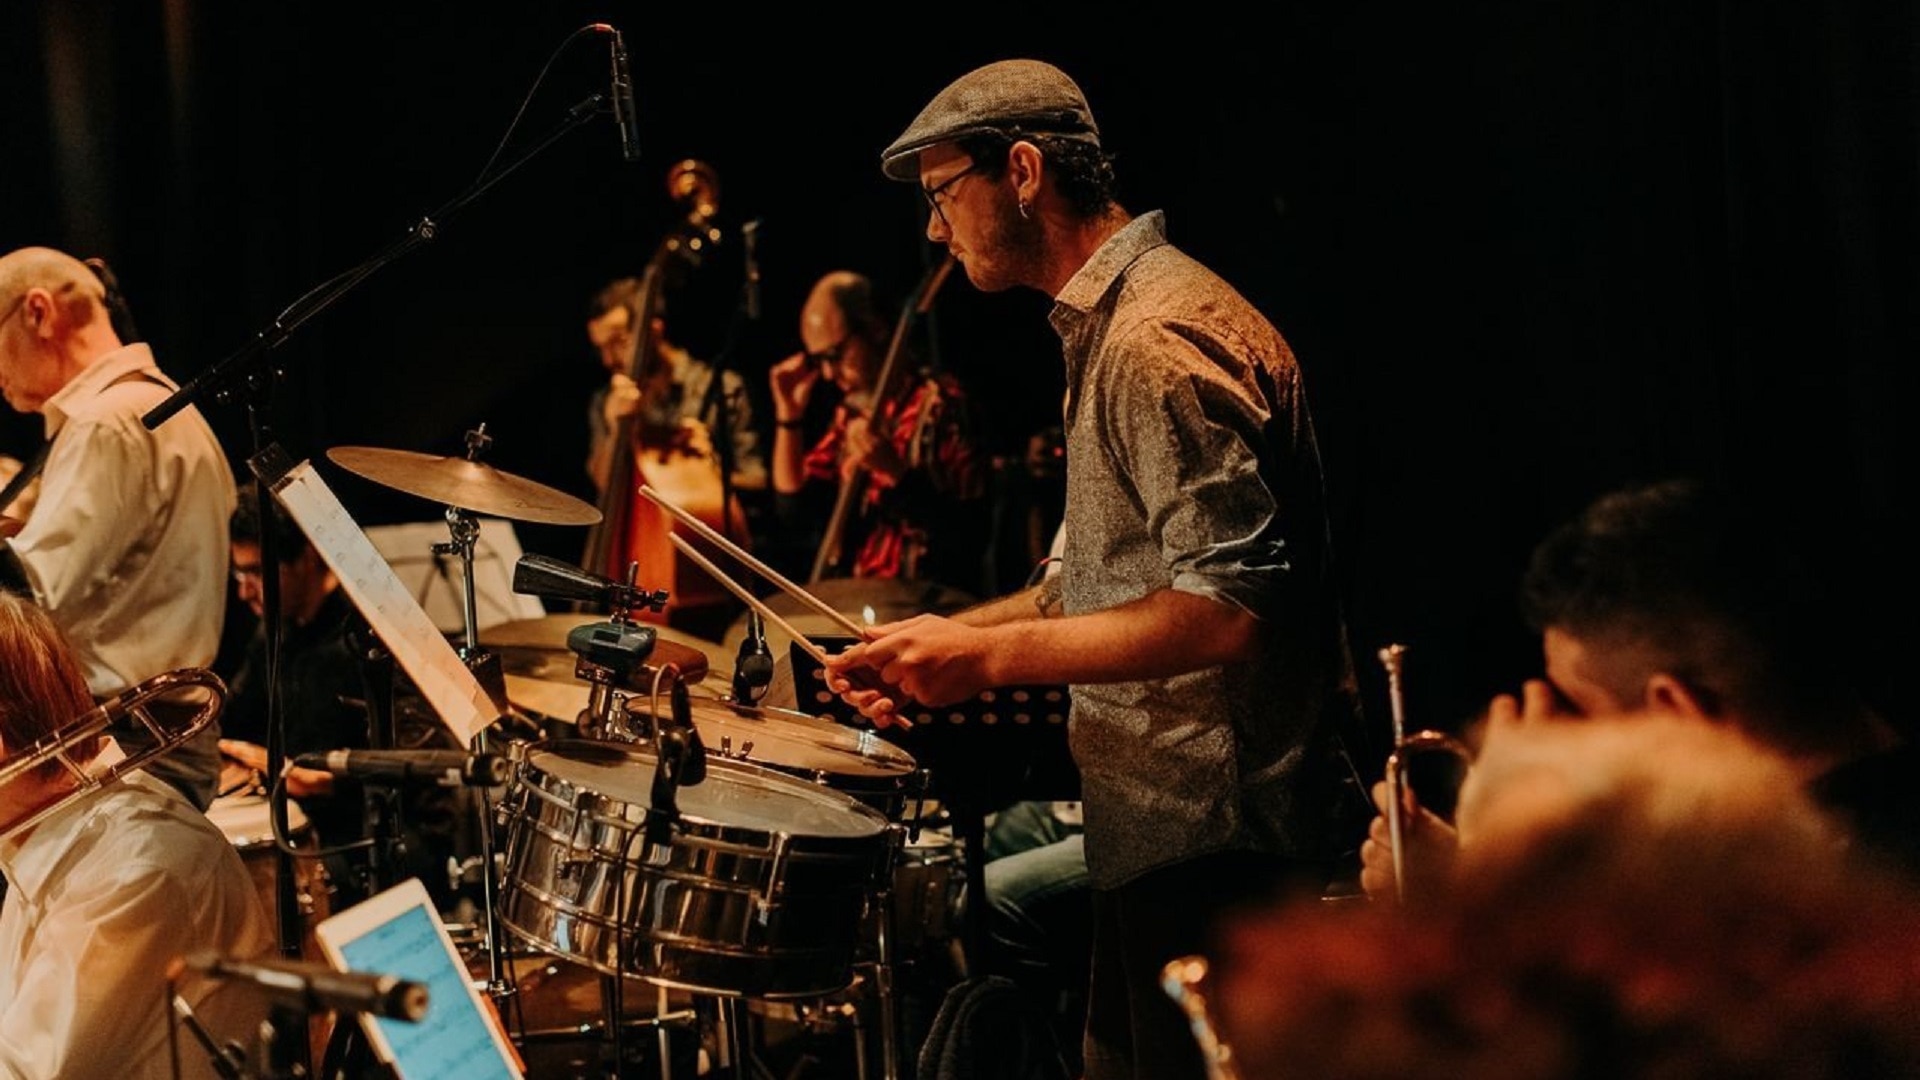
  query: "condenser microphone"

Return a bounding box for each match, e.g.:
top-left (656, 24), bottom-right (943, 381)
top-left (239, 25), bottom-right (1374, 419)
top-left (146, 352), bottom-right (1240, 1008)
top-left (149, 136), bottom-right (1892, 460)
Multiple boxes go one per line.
top-left (178, 952), bottom-right (428, 1022)
top-left (608, 27), bottom-right (640, 162)
top-left (292, 749), bottom-right (510, 788)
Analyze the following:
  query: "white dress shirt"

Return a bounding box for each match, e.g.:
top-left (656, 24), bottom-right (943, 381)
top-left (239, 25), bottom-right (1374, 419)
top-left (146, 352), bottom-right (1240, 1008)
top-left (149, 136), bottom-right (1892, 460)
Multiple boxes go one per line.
top-left (0, 770), bottom-right (276, 1079)
top-left (8, 342), bottom-right (236, 696)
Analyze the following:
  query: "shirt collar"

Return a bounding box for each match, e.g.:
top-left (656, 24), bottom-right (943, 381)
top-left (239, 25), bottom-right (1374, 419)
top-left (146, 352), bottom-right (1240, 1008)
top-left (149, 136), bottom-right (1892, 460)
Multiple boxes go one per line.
top-left (41, 343), bottom-right (162, 439)
top-left (1052, 210), bottom-right (1170, 316)
top-left (0, 742), bottom-right (133, 894)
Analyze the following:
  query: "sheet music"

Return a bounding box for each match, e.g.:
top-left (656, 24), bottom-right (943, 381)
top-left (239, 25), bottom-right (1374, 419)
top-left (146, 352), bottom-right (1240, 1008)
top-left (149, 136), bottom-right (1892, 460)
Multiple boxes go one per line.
top-left (269, 458), bottom-right (497, 745)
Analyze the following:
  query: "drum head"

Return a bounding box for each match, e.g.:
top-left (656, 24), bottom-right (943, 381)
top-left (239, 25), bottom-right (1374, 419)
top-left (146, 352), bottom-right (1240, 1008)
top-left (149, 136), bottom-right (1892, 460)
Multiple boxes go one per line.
top-left (523, 740), bottom-right (887, 840)
top-left (207, 792), bottom-right (310, 849)
top-left (669, 693), bottom-right (916, 781)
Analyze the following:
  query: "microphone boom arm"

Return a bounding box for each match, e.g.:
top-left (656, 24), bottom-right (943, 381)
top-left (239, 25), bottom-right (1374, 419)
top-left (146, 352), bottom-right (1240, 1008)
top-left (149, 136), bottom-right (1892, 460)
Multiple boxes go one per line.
top-left (144, 50), bottom-right (615, 432)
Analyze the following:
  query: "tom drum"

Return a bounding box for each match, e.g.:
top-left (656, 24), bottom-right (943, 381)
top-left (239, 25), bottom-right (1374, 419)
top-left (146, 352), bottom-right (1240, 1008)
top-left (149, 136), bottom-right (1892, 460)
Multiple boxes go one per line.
top-left (496, 738), bottom-right (896, 1000)
top-left (626, 690), bottom-right (922, 820)
top-left (206, 793), bottom-right (333, 959)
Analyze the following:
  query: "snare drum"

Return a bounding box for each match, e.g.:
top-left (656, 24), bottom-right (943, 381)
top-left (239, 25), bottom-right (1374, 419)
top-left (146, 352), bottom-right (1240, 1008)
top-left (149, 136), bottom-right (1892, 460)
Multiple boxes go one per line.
top-left (496, 738), bottom-right (896, 1000)
top-left (625, 691), bottom-right (921, 819)
top-left (206, 793), bottom-right (333, 958)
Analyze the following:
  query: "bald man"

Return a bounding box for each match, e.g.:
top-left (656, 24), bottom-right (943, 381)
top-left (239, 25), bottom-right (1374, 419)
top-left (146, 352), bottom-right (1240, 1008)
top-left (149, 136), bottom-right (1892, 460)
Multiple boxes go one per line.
top-left (766, 269), bottom-right (983, 583)
top-left (0, 245), bottom-right (234, 810)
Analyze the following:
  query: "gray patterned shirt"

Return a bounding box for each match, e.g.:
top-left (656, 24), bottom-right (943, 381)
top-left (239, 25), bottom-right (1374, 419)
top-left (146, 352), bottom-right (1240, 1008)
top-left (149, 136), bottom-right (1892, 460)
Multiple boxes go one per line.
top-left (1052, 211), bottom-right (1362, 889)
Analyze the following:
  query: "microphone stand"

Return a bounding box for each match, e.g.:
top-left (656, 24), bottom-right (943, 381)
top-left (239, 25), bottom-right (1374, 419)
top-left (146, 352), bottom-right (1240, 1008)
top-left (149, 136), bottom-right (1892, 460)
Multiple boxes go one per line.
top-left (141, 60), bottom-right (619, 1079)
top-left (141, 84), bottom-right (612, 436)
top-left (242, 404), bottom-right (316, 1080)
top-left (694, 217), bottom-right (762, 560)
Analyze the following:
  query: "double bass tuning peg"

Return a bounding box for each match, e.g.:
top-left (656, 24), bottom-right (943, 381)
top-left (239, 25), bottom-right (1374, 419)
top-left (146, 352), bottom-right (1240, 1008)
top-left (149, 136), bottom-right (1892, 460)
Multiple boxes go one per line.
top-left (666, 159), bottom-right (720, 224)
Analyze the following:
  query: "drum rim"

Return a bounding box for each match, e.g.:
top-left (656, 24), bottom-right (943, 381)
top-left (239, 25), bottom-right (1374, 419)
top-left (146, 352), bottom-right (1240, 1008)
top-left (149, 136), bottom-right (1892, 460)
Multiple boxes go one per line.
top-left (517, 737), bottom-right (893, 837)
top-left (665, 691), bottom-right (919, 774)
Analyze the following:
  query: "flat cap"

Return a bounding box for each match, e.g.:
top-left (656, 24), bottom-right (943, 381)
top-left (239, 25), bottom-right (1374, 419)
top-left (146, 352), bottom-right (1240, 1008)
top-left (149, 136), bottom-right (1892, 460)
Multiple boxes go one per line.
top-left (880, 59), bottom-right (1101, 181)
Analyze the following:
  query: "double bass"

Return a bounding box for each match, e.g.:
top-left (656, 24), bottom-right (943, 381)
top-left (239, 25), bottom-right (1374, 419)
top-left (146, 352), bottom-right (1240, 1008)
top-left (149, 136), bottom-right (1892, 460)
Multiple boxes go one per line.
top-left (807, 255), bottom-right (956, 584)
top-left (580, 159), bottom-right (751, 626)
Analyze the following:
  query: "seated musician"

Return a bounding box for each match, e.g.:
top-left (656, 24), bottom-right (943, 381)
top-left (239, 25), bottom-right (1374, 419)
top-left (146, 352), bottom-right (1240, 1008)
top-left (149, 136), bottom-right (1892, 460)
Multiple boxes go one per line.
top-left (0, 591), bottom-right (275, 1079)
top-left (766, 270), bottom-right (985, 587)
top-left (218, 487), bottom-right (475, 914)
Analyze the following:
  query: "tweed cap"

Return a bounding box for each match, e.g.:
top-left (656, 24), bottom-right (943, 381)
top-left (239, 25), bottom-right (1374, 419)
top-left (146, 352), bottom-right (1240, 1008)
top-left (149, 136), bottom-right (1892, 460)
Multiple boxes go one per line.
top-left (880, 59), bottom-right (1101, 181)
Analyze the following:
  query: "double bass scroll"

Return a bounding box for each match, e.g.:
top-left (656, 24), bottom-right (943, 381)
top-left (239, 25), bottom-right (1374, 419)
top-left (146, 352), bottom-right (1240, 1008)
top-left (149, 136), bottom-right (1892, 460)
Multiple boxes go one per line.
top-left (578, 159), bottom-right (750, 625)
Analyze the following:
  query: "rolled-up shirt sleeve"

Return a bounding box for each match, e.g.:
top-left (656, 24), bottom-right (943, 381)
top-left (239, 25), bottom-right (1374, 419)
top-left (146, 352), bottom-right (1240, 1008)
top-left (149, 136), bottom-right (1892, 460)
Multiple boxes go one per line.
top-left (1100, 318), bottom-right (1290, 619)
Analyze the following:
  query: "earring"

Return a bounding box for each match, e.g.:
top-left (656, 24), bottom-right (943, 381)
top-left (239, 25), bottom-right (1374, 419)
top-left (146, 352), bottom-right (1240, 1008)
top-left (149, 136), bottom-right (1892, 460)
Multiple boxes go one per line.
top-left (1018, 201), bottom-right (1031, 220)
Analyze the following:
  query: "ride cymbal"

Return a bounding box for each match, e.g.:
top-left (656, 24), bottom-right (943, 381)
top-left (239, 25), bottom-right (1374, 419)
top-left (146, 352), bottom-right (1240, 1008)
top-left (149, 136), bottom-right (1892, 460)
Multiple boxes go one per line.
top-left (328, 446), bottom-right (602, 526)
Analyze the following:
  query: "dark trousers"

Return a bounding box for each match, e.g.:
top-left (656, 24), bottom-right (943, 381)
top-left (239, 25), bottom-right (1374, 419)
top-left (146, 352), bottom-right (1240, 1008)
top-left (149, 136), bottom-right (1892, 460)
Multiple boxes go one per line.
top-left (1083, 849), bottom-right (1329, 1080)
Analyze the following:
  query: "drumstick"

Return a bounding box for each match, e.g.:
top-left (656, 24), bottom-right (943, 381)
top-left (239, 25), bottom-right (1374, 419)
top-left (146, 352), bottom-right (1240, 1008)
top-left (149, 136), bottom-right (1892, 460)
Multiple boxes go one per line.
top-left (668, 533), bottom-right (913, 728)
top-left (640, 484), bottom-right (865, 638)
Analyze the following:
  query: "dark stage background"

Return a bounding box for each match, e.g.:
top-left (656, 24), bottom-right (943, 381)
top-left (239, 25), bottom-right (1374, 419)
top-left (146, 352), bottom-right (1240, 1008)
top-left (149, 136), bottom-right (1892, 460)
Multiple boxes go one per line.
top-left (4, 3), bottom-right (1915, 739)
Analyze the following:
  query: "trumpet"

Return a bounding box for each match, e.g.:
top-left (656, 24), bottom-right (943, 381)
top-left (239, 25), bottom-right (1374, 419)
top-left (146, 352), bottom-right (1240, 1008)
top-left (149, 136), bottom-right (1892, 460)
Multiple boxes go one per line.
top-left (1377, 644), bottom-right (1472, 905)
top-left (0, 667), bottom-right (227, 839)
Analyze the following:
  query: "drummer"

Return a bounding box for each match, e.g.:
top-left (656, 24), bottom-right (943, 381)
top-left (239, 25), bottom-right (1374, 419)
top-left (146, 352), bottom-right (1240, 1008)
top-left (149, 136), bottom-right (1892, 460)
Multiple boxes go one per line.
top-left (766, 270), bottom-right (986, 588)
top-left (219, 487), bottom-right (472, 913)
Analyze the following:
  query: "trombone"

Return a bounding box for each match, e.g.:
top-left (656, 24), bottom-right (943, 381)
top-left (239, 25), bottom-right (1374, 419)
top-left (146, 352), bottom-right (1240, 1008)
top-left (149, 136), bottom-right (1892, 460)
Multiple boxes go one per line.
top-left (1377, 644), bottom-right (1471, 905)
top-left (0, 666), bottom-right (227, 839)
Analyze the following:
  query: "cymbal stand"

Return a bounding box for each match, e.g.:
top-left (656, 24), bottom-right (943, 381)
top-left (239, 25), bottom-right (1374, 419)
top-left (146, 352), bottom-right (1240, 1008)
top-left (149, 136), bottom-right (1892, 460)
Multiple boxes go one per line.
top-left (867, 822), bottom-right (909, 1080)
top-left (432, 425), bottom-right (513, 697)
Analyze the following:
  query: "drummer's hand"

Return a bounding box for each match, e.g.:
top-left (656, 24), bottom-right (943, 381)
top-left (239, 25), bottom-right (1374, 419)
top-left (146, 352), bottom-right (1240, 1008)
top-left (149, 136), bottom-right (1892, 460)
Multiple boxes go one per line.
top-left (219, 738), bottom-right (270, 774)
top-left (826, 614), bottom-right (994, 717)
top-left (841, 417), bottom-right (905, 486)
top-left (220, 737), bottom-right (335, 799)
top-left (217, 759), bottom-right (260, 799)
top-left (602, 372), bottom-right (643, 427)
top-left (769, 350), bottom-right (821, 417)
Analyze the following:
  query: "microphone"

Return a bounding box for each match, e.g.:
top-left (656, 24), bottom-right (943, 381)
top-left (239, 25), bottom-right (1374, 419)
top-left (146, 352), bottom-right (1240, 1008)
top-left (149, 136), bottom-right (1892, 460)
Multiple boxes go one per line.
top-left (742, 218), bottom-right (763, 321)
top-left (179, 952), bottom-right (428, 1022)
top-left (608, 26), bottom-right (639, 162)
top-left (732, 609), bottom-right (774, 703)
top-left (291, 749), bottom-right (510, 788)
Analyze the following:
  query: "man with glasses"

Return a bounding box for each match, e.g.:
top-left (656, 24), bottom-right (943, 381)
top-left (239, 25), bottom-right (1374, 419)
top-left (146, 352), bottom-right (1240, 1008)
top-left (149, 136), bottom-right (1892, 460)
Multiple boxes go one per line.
top-left (217, 486), bottom-right (474, 914)
top-left (0, 245), bottom-right (233, 812)
top-left (766, 268), bottom-right (983, 584)
top-left (823, 61), bottom-right (1368, 1080)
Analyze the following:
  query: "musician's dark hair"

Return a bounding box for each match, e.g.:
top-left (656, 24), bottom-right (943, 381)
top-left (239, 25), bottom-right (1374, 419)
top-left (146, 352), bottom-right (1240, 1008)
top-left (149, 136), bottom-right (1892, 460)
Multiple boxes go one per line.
top-left (1520, 476), bottom-right (1863, 756)
top-left (228, 485), bottom-right (312, 562)
top-left (955, 129), bottom-right (1118, 219)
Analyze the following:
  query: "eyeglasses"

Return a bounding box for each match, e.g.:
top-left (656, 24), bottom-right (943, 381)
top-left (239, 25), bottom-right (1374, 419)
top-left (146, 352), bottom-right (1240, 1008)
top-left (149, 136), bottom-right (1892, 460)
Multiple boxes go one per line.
top-left (804, 336), bottom-right (851, 371)
top-left (920, 163), bottom-right (983, 227)
top-left (230, 564), bottom-right (265, 584)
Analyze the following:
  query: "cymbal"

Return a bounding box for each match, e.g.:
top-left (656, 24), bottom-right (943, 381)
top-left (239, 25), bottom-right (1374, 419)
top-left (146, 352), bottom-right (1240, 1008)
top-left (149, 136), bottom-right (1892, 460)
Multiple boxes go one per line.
top-left (327, 446), bottom-right (602, 526)
top-left (503, 658), bottom-right (727, 724)
top-left (484, 614), bottom-right (713, 684)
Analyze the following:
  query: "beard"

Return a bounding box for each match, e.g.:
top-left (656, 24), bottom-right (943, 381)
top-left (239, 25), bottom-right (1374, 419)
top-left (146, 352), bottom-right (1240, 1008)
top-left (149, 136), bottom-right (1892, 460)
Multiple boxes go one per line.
top-left (960, 192), bottom-right (1047, 293)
